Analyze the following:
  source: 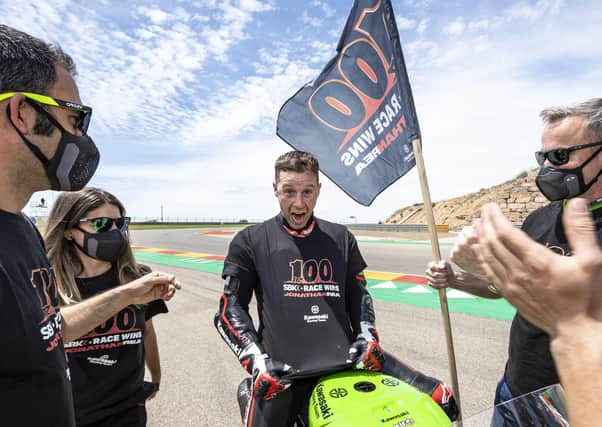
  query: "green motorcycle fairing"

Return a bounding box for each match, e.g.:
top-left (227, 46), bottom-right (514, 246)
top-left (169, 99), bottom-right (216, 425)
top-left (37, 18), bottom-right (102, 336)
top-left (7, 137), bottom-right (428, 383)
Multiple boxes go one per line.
top-left (308, 370), bottom-right (451, 427)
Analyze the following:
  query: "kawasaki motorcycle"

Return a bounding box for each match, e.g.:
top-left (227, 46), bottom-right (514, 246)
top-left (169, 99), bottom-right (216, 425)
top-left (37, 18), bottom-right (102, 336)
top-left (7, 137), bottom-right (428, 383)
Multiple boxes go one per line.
top-left (240, 367), bottom-right (567, 426)
top-left (309, 372), bottom-right (567, 427)
top-left (238, 363), bottom-right (453, 427)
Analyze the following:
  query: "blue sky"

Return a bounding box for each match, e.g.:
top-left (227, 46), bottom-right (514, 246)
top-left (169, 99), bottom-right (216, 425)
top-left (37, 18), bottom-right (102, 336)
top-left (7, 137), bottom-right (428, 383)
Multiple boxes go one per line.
top-left (3, 0), bottom-right (601, 222)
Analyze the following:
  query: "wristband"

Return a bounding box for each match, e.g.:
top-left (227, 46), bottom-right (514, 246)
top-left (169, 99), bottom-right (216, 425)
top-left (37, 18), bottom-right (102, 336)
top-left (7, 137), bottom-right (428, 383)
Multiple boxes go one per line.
top-left (487, 282), bottom-right (500, 295)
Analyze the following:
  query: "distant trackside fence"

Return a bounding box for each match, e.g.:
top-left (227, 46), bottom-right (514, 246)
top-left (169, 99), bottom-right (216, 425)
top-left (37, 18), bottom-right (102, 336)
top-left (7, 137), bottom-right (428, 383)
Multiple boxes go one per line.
top-left (347, 223), bottom-right (449, 233)
top-left (130, 217), bottom-right (262, 225)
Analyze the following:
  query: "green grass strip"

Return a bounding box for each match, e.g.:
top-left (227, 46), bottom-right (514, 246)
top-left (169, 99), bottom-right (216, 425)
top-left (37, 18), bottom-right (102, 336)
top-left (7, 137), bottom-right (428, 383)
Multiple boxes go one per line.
top-left (134, 251), bottom-right (224, 274)
top-left (133, 250), bottom-right (515, 321)
top-left (366, 279), bottom-right (515, 321)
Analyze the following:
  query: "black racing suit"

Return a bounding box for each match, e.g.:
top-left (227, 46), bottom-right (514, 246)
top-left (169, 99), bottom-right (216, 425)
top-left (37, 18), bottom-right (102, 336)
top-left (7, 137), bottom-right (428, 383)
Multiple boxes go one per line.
top-left (215, 214), bottom-right (457, 426)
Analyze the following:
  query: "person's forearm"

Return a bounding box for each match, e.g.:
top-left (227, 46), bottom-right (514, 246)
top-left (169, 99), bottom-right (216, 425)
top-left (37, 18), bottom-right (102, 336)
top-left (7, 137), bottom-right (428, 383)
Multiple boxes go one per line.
top-left (144, 320), bottom-right (162, 383)
top-left (61, 286), bottom-right (133, 343)
top-left (551, 319), bottom-right (602, 427)
top-left (214, 276), bottom-right (262, 364)
top-left (450, 271), bottom-right (502, 299)
top-left (346, 274), bottom-right (373, 335)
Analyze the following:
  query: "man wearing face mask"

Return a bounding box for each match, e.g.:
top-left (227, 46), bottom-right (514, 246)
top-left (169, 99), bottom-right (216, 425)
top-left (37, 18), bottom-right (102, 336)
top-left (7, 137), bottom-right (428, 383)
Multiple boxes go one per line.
top-left (425, 98), bottom-right (602, 426)
top-left (0, 25), bottom-right (180, 426)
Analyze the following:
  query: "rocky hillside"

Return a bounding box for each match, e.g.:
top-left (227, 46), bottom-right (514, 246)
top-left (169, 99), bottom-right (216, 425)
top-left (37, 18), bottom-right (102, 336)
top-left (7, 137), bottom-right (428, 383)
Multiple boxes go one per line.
top-left (386, 169), bottom-right (548, 231)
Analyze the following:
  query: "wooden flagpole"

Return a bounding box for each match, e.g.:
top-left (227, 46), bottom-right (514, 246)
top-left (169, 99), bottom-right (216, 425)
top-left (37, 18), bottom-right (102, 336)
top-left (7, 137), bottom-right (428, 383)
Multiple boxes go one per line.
top-left (411, 138), bottom-right (463, 424)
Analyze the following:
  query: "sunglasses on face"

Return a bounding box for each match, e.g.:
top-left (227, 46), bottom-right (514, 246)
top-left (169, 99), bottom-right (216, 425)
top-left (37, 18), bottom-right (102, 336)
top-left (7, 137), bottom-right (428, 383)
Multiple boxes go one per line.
top-left (79, 216), bottom-right (131, 233)
top-left (535, 140), bottom-right (602, 166)
top-left (0, 91), bottom-right (92, 133)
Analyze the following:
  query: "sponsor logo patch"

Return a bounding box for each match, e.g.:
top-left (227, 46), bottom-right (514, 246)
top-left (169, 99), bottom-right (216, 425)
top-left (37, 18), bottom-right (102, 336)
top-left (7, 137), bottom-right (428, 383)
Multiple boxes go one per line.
top-left (87, 354), bottom-right (117, 366)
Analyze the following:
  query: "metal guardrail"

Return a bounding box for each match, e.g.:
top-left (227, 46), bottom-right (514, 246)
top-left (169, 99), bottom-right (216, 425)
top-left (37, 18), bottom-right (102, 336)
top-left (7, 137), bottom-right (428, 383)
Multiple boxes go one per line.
top-left (130, 217), bottom-right (262, 224)
top-left (347, 223), bottom-right (449, 232)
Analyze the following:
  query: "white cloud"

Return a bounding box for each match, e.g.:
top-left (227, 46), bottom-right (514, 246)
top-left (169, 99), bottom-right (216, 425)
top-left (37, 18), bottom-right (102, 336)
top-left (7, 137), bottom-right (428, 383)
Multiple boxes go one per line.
top-left (239, 0), bottom-right (273, 13)
top-left (135, 28), bottom-right (156, 40)
top-left (443, 17), bottom-right (466, 36)
top-left (404, 0), bottom-right (432, 8)
top-left (404, 40), bottom-right (440, 70)
top-left (504, 0), bottom-right (564, 21)
top-left (321, 3), bottom-right (336, 18)
top-left (2, 0), bottom-right (274, 142)
top-left (302, 11), bottom-right (323, 27)
top-left (7, 0), bottom-right (602, 224)
top-left (416, 18), bottom-right (429, 34)
top-left (191, 14), bottom-right (210, 23)
top-left (93, 139), bottom-right (284, 222)
top-left (311, 0), bottom-right (336, 18)
top-left (203, 0), bottom-right (273, 59)
top-left (137, 7), bottom-right (170, 24)
top-left (396, 16), bottom-right (417, 31)
top-left (182, 59), bottom-right (318, 146)
top-left (399, 3), bottom-right (602, 213)
top-left (308, 40), bottom-right (336, 64)
top-left (468, 18), bottom-right (490, 31)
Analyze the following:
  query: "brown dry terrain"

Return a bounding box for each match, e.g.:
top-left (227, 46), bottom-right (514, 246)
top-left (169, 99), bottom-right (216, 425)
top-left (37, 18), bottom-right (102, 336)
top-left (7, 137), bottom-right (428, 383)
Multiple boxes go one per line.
top-left (386, 169), bottom-right (547, 230)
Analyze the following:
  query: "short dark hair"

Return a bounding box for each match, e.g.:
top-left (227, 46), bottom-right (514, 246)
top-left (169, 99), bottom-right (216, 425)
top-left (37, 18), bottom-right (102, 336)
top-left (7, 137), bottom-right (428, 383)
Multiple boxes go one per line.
top-left (0, 25), bottom-right (77, 136)
top-left (0, 25), bottom-right (77, 94)
top-left (274, 151), bottom-right (320, 182)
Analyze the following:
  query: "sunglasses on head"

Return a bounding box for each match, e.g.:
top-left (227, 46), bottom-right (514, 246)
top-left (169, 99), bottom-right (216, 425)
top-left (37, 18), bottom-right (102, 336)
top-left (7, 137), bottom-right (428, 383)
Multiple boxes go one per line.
top-left (0, 91), bottom-right (92, 133)
top-left (535, 140), bottom-right (602, 166)
top-left (79, 216), bottom-right (131, 233)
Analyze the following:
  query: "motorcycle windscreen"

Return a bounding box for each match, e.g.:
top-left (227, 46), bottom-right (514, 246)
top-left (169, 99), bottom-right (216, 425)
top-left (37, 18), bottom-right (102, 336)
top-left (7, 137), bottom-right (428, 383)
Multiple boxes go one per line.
top-left (462, 383), bottom-right (568, 427)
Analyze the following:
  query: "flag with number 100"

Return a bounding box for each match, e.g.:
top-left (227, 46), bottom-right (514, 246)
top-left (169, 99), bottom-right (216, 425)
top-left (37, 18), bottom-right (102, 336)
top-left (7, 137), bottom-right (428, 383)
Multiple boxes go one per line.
top-left (277, 0), bottom-right (420, 206)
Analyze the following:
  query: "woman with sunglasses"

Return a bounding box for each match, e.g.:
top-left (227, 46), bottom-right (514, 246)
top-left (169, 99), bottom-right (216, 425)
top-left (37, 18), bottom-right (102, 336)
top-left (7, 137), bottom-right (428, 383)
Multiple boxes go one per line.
top-left (45, 187), bottom-right (167, 427)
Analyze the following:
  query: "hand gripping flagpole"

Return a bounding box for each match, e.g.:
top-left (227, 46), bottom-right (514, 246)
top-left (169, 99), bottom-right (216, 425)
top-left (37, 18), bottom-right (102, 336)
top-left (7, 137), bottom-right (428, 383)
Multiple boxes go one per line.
top-left (412, 137), bottom-right (463, 424)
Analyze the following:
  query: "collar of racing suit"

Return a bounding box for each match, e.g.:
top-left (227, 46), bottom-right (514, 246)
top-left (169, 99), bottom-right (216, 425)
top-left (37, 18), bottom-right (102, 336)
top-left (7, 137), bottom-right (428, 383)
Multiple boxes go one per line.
top-left (279, 214), bottom-right (316, 238)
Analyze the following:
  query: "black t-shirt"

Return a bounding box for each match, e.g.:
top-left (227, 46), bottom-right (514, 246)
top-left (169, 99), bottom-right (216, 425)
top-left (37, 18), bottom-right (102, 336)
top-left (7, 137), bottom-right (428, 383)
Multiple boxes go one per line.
top-left (0, 210), bottom-right (75, 427)
top-left (64, 266), bottom-right (167, 425)
top-left (222, 215), bottom-right (367, 374)
top-left (505, 201), bottom-right (602, 396)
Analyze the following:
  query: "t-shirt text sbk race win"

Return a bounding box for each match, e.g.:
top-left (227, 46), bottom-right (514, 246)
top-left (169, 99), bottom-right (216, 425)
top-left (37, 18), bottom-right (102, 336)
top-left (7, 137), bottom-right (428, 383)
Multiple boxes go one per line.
top-left (277, 0), bottom-right (420, 206)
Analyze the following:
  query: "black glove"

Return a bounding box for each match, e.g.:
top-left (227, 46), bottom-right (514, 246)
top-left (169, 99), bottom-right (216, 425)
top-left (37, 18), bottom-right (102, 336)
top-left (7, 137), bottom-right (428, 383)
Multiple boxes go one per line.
top-left (247, 354), bottom-right (293, 400)
top-left (347, 321), bottom-right (385, 371)
top-left (239, 342), bottom-right (293, 400)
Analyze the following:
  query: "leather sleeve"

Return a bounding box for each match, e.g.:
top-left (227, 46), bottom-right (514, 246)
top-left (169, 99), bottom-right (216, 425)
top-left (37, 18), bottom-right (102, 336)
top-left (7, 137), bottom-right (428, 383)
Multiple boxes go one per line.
top-left (214, 275), bottom-right (262, 366)
top-left (346, 271), bottom-right (376, 336)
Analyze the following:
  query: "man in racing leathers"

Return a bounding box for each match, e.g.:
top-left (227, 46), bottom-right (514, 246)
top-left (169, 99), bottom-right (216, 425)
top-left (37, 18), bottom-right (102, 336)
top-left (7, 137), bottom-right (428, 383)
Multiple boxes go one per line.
top-left (215, 151), bottom-right (458, 426)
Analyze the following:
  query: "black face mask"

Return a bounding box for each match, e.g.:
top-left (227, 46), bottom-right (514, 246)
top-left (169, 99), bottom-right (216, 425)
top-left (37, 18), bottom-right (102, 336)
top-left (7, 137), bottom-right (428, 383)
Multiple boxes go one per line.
top-left (74, 227), bottom-right (127, 263)
top-left (536, 147), bottom-right (602, 201)
top-left (7, 102), bottom-right (100, 191)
